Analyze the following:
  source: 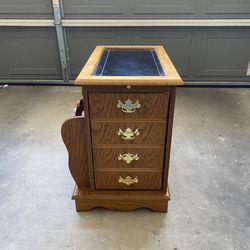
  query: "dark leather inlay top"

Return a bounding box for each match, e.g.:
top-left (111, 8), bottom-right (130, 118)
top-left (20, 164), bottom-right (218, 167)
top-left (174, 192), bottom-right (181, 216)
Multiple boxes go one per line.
top-left (94, 49), bottom-right (165, 76)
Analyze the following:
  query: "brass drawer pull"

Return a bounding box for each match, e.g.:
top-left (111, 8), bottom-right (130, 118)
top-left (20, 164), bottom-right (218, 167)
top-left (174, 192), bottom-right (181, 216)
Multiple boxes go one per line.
top-left (117, 99), bottom-right (141, 113)
top-left (118, 153), bottom-right (139, 164)
top-left (118, 176), bottom-right (138, 186)
top-left (117, 128), bottom-right (140, 140)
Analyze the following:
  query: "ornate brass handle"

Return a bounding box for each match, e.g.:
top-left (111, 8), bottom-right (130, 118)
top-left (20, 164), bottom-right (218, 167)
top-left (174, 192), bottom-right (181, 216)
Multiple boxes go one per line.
top-left (117, 128), bottom-right (140, 140)
top-left (118, 153), bottom-right (139, 164)
top-left (117, 99), bottom-right (141, 113)
top-left (118, 176), bottom-right (139, 186)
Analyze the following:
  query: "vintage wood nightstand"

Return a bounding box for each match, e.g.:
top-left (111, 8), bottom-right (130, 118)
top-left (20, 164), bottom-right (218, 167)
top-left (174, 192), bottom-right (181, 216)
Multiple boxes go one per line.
top-left (62, 46), bottom-right (183, 212)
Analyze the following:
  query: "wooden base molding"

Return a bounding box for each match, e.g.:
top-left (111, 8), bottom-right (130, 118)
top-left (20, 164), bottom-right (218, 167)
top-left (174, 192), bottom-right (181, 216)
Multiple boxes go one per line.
top-left (72, 185), bottom-right (170, 213)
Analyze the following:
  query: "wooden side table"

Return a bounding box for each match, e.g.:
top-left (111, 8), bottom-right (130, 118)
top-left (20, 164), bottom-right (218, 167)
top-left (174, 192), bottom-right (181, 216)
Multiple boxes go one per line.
top-left (62, 46), bottom-right (183, 212)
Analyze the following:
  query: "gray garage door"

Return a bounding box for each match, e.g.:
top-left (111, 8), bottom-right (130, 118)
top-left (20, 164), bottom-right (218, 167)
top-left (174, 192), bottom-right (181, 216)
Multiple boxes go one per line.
top-left (0, 0), bottom-right (249, 85)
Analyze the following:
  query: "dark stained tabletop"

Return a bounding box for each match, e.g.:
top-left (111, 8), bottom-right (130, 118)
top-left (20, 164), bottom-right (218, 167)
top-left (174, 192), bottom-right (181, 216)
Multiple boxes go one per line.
top-left (94, 49), bottom-right (165, 76)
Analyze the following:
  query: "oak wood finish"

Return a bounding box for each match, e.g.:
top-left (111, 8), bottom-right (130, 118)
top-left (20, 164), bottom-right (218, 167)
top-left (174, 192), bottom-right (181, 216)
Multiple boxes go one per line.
top-left (61, 117), bottom-right (89, 188)
top-left (72, 185), bottom-right (170, 212)
top-left (61, 45), bottom-right (183, 212)
top-left (89, 92), bottom-right (169, 119)
top-left (75, 99), bottom-right (84, 116)
top-left (82, 89), bottom-right (95, 190)
top-left (95, 169), bottom-right (162, 190)
top-left (93, 147), bottom-right (164, 169)
top-left (74, 45), bottom-right (184, 86)
top-left (162, 86), bottom-right (176, 192)
top-left (91, 121), bottom-right (166, 145)
top-left (85, 85), bottom-right (172, 93)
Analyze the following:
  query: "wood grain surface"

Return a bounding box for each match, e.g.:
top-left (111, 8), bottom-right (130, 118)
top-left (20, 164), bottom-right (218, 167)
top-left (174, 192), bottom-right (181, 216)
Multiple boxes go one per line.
top-left (162, 86), bottom-right (176, 192)
top-left (93, 147), bottom-right (164, 169)
top-left (61, 117), bottom-right (89, 188)
top-left (95, 169), bottom-right (162, 190)
top-left (74, 45), bottom-right (183, 86)
top-left (82, 89), bottom-right (95, 190)
top-left (64, 46), bottom-right (180, 212)
top-left (91, 121), bottom-right (166, 145)
top-left (72, 185), bottom-right (170, 212)
top-left (89, 92), bottom-right (169, 119)
top-left (75, 99), bottom-right (84, 116)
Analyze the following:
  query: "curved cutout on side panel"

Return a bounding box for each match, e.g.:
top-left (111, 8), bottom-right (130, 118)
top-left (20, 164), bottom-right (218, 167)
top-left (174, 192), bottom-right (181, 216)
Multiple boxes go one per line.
top-left (61, 117), bottom-right (89, 188)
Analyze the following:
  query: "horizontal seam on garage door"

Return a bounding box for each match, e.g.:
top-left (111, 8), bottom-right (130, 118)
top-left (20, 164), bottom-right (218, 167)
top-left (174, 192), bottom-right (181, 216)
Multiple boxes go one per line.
top-left (0, 19), bottom-right (250, 27)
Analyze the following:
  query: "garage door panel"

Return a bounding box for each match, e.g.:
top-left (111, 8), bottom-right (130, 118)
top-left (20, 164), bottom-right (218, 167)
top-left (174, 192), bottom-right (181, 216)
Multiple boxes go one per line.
top-left (0, 0), bottom-right (53, 18)
top-left (63, 0), bottom-right (250, 18)
top-left (132, 0), bottom-right (196, 15)
top-left (0, 28), bottom-right (62, 80)
top-left (193, 29), bottom-right (250, 78)
top-left (204, 0), bottom-right (250, 14)
top-left (66, 28), bottom-right (131, 79)
top-left (66, 27), bottom-right (250, 82)
top-left (63, 0), bottom-right (127, 19)
top-left (132, 28), bottom-right (192, 77)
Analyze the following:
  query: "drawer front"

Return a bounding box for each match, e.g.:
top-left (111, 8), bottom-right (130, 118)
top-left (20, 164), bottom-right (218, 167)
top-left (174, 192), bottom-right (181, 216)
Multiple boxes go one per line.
top-left (95, 170), bottom-right (162, 190)
top-left (89, 93), bottom-right (169, 119)
top-left (91, 121), bottom-right (166, 145)
top-left (93, 148), bottom-right (164, 169)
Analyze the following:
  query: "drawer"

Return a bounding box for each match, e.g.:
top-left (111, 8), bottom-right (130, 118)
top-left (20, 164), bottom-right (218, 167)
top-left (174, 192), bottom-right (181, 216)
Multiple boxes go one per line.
top-left (89, 93), bottom-right (169, 119)
top-left (91, 121), bottom-right (166, 145)
top-left (95, 170), bottom-right (162, 190)
top-left (93, 147), bottom-right (164, 169)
